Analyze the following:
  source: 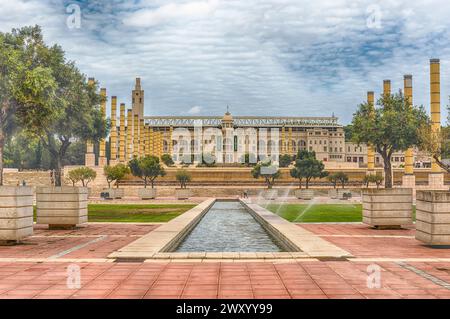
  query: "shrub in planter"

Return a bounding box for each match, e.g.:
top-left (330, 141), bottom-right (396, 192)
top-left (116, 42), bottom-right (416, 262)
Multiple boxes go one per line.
top-left (103, 164), bottom-right (129, 199)
top-left (129, 156), bottom-right (166, 200)
top-left (175, 169), bottom-right (192, 199)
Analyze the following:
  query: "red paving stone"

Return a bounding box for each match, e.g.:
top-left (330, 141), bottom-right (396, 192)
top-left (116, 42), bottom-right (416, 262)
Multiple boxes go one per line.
top-left (0, 223), bottom-right (449, 299)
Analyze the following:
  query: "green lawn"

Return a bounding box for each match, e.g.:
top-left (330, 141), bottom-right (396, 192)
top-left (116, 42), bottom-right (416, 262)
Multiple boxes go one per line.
top-left (34, 204), bottom-right (196, 223)
top-left (265, 204), bottom-right (416, 223)
top-left (265, 204), bottom-right (363, 222)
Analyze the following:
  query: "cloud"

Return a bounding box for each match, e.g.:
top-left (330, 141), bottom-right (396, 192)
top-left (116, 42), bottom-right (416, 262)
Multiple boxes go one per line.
top-left (187, 105), bottom-right (202, 114)
top-left (1, 0), bottom-right (450, 124)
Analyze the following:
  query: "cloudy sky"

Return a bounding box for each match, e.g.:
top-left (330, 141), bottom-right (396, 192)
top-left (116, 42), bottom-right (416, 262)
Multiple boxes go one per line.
top-left (1, 0), bottom-right (450, 124)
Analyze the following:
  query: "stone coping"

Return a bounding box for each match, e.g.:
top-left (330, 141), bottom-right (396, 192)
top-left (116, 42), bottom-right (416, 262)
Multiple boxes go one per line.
top-left (241, 199), bottom-right (352, 259)
top-left (109, 198), bottom-right (352, 260)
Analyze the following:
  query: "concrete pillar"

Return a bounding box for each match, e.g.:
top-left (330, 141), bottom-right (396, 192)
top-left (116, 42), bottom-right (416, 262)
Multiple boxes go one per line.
top-left (288, 127), bottom-right (293, 155)
top-left (133, 114), bottom-right (139, 158)
top-left (119, 103), bottom-right (126, 163)
top-left (139, 119), bottom-right (145, 157)
top-left (383, 80), bottom-right (392, 186)
top-left (281, 126), bottom-right (286, 155)
top-left (85, 78), bottom-right (96, 166)
top-left (403, 75), bottom-right (416, 189)
top-left (169, 126), bottom-right (174, 156)
top-left (98, 88), bottom-right (107, 167)
top-left (429, 59), bottom-right (444, 189)
top-left (367, 91), bottom-right (375, 174)
top-left (127, 109), bottom-right (133, 160)
top-left (110, 96), bottom-right (118, 165)
top-left (145, 125), bottom-right (150, 156)
top-left (150, 127), bottom-right (154, 156)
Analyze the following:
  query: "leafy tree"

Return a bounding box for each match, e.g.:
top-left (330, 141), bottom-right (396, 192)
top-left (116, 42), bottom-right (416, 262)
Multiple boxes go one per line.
top-left (176, 169), bottom-right (191, 189)
top-left (418, 104), bottom-right (450, 173)
top-left (290, 150), bottom-right (328, 189)
top-left (251, 159), bottom-right (281, 189)
top-left (279, 154), bottom-right (293, 168)
top-left (67, 167), bottom-right (96, 187)
top-left (104, 164), bottom-right (129, 189)
top-left (351, 92), bottom-right (428, 188)
top-left (328, 173), bottom-right (338, 189)
top-left (363, 174), bottom-right (384, 189)
top-left (129, 156), bottom-right (166, 188)
top-left (362, 175), bottom-right (370, 188)
top-left (344, 125), bottom-right (354, 141)
top-left (161, 154), bottom-right (175, 167)
top-left (334, 171), bottom-right (349, 189)
top-left (10, 26), bottom-right (107, 187)
top-left (0, 26), bottom-right (56, 185)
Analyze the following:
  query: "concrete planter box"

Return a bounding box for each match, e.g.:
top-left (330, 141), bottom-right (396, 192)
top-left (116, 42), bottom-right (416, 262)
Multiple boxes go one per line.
top-left (102, 188), bottom-right (124, 199)
top-left (329, 189), bottom-right (338, 199)
top-left (338, 189), bottom-right (352, 200)
top-left (416, 191), bottom-right (450, 245)
top-left (139, 188), bottom-right (157, 200)
top-left (36, 187), bottom-right (88, 229)
top-left (262, 189), bottom-right (278, 200)
top-left (295, 189), bottom-right (314, 200)
top-left (0, 186), bottom-right (33, 244)
top-left (362, 188), bottom-right (413, 229)
top-left (175, 189), bottom-right (192, 200)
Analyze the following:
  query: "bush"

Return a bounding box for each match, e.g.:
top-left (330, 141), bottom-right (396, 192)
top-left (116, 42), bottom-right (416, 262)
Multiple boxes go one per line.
top-left (161, 154), bottom-right (174, 167)
top-left (67, 167), bottom-right (96, 187)
top-left (104, 164), bottom-right (130, 188)
top-left (129, 156), bottom-right (166, 188)
top-left (176, 169), bottom-right (192, 189)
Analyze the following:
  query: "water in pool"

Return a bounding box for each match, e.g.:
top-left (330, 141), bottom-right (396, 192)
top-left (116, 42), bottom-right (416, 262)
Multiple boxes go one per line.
top-left (175, 201), bottom-right (284, 252)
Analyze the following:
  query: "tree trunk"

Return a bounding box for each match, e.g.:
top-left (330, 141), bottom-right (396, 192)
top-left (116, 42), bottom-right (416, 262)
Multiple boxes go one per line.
top-left (383, 156), bottom-right (393, 188)
top-left (54, 156), bottom-right (62, 187)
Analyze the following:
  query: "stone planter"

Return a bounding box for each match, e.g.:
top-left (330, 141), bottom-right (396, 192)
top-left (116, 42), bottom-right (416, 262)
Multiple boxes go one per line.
top-left (139, 188), bottom-right (157, 200)
top-left (338, 189), bottom-right (352, 200)
top-left (294, 189), bottom-right (314, 200)
top-left (175, 189), bottom-right (192, 200)
top-left (328, 189), bottom-right (338, 199)
top-left (262, 189), bottom-right (278, 200)
top-left (0, 186), bottom-right (33, 244)
top-left (416, 191), bottom-right (450, 246)
top-left (102, 188), bottom-right (124, 199)
top-left (362, 188), bottom-right (413, 229)
top-left (36, 187), bottom-right (88, 229)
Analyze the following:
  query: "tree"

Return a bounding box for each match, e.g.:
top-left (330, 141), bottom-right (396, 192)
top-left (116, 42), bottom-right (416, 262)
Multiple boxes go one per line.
top-left (351, 92), bottom-right (428, 188)
top-left (418, 103), bottom-right (450, 173)
top-left (290, 150), bottom-right (328, 189)
top-left (279, 154), bottom-right (293, 168)
top-left (161, 154), bottom-right (174, 167)
top-left (328, 173), bottom-right (338, 189)
top-left (67, 167), bottom-right (96, 187)
top-left (335, 171), bottom-right (349, 189)
top-left (129, 156), bottom-right (166, 188)
top-left (251, 160), bottom-right (281, 189)
top-left (11, 26), bottom-right (107, 187)
top-left (176, 169), bottom-right (191, 189)
top-left (0, 26), bottom-right (57, 185)
top-left (104, 164), bottom-right (129, 189)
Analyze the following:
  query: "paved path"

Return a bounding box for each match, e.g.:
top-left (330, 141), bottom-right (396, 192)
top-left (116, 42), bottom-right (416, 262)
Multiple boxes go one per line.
top-left (0, 223), bottom-right (449, 299)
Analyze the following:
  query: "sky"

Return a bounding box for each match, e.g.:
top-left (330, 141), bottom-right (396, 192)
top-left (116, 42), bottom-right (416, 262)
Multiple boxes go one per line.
top-left (1, 0), bottom-right (450, 124)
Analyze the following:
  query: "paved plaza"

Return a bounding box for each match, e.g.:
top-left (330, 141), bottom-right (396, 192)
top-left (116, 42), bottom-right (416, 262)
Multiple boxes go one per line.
top-left (1, 223), bottom-right (449, 299)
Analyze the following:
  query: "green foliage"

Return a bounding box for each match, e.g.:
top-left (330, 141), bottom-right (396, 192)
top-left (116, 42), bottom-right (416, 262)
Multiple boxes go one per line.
top-left (251, 160), bottom-right (281, 189)
top-left (239, 153), bottom-right (257, 167)
top-left (104, 164), bottom-right (130, 189)
top-left (161, 154), bottom-right (174, 167)
top-left (363, 174), bottom-right (384, 189)
top-left (176, 169), bottom-right (192, 189)
top-left (279, 154), bottom-right (293, 168)
top-left (129, 156), bottom-right (166, 188)
top-left (351, 92), bottom-right (429, 188)
top-left (290, 150), bottom-right (328, 189)
top-left (67, 167), bottom-right (97, 187)
top-left (334, 172), bottom-right (349, 189)
top-left (344, 125), bottom-right (354, 141)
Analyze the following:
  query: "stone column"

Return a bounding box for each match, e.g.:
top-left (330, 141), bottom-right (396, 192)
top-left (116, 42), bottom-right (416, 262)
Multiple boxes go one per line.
top-left (133, 114), bottom-right (139, 158)
top-left (110, 96), bottom-right (118, 165)
top-left (127, 109), bottom-right (133, 160)
top-left (98, 88), bottom-right (107, 167)
top-left (281, 126), bottom-right (286, 155)
top-left (367, 91), bottom-right (375, 174)
top-left (383, 80), bottom-right (392, 186)
top-left (402, 75), bottom-right (416, 188)
top-left (119, 103), bottom-right (126, 163)
top-left (429, 59), bottom-right (444, 189)
top-left (150, 127), bottom-right (154, 156)
top-left (139, 119), bottom-right (145, 157)
top-left (145, 125), bottom-right (151, 156)
top-left (169, 126), bottom-right (174, 156)
top-left (85, 78), bottom-right (96, 166)
top-left (288, 127), bottom-right (293, 155)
